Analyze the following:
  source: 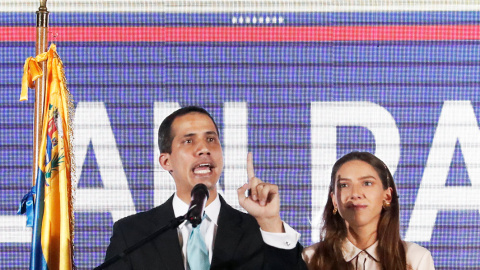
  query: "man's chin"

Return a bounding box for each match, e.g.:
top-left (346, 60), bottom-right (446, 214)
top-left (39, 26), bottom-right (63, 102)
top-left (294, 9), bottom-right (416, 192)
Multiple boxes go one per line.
top-left (192, 181), bottom-right (218, 201)
top-left (201, 181), bottom-right (218, 191)
top-left (191, 176), bottom-right (218, 189)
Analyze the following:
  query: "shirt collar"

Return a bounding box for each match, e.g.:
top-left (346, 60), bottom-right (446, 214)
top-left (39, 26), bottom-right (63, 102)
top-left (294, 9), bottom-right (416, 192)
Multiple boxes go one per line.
top-left (172, 192), bottom-right (221, 227)
top-left (342, 238), bottom-right (380, 262)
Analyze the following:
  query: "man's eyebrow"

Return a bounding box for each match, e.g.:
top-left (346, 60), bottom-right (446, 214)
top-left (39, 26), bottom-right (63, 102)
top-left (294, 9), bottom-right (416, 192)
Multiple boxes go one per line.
top-left (205, 131), bottom-right (218, 136)
top-left (181, 131), bottom-right (217, 137)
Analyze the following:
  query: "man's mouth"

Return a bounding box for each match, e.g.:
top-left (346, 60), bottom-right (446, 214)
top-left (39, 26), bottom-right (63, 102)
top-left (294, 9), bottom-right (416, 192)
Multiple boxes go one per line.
top-left (193, 163), bottom-right (214, 175)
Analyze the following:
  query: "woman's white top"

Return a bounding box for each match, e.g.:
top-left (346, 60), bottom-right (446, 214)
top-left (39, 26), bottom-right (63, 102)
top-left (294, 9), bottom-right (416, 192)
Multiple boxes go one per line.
top-left (302, 239), bottom-right (435, 270)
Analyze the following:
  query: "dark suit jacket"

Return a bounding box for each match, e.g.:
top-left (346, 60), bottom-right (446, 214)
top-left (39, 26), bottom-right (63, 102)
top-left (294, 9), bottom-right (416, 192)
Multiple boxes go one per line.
top-left (104, 195), bottom-right (307, 270)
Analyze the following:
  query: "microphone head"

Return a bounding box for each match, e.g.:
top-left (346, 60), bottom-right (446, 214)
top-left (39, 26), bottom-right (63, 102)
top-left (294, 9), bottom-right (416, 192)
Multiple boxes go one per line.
top-left (191, 183), bottom-right (209, 199)
top-left (187, 184), bottom-right (209, 227)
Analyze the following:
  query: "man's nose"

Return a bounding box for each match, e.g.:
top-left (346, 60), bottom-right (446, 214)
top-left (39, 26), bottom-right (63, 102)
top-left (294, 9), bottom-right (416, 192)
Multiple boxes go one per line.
top-left (195, 140), bottom-right (210, 155)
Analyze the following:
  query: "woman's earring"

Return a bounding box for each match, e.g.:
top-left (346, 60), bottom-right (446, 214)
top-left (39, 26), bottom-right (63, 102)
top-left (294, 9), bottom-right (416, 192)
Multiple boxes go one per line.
top-left (382, 200), bottom-right (391, 209)
top-left (333, 207), bottom-right (338, 215)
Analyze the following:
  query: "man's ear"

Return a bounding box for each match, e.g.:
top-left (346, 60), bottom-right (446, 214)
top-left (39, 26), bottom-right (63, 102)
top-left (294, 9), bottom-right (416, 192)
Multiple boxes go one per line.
top-left (159, 153), bottom-right (172, 172)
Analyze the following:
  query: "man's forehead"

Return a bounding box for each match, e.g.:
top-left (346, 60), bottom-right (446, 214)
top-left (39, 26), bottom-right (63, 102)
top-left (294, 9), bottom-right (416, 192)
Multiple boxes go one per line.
top-left (171, 112), bottom-right (217, 137)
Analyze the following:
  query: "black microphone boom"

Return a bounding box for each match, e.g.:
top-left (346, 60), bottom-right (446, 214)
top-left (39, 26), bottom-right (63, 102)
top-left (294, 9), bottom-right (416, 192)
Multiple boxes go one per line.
top-left (186, 183), bottom-right (209, 227)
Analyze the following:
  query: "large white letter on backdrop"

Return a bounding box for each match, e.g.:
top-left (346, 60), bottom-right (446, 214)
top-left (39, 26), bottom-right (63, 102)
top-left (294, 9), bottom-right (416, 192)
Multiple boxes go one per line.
top-left (406, 101), bottom-right (480, 241)
top-left (75, 102), bottom-right (135, 222)
top-left (222, 102), bottom-right (248, 211)
top-left (0, 102), bottom-right (138, 242)
top-left (311, 101), bottom-right (400, 242)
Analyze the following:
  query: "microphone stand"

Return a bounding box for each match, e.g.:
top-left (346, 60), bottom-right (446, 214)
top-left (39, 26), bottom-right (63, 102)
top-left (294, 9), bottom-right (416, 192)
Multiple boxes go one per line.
top-left (94, 215), bottom-right (187, 270)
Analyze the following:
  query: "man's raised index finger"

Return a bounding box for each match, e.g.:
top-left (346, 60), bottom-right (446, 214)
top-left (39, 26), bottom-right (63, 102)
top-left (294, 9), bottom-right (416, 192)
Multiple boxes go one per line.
top-left (247, 152), bottom-right (255, 181)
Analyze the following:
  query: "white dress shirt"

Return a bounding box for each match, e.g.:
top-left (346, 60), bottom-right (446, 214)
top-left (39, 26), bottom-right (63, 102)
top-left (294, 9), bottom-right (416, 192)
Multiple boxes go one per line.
top-left (172, 193), bottom-right (300, 270)
top-left (302, 239), bottom-right (435, 270)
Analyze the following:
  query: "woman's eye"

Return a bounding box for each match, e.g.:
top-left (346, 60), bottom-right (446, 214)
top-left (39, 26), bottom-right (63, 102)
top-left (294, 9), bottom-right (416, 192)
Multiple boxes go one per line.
top-left (339, 183), bottom-right (348, 188)
top-left (185, 139), bottom-right (192, 144)
top-left (207, 137), bottom-right (214, 142)
top-left (364, 181), bottom-right (372, 186)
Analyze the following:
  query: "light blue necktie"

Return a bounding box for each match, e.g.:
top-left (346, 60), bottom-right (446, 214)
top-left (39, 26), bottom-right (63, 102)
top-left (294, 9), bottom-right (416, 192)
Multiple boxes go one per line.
top-left (187, 222), bottom-right (210, 270)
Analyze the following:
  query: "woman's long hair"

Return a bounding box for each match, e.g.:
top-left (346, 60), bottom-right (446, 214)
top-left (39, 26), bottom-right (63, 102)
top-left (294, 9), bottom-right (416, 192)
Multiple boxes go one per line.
top-left (310, 152), bottom-right (406, 270)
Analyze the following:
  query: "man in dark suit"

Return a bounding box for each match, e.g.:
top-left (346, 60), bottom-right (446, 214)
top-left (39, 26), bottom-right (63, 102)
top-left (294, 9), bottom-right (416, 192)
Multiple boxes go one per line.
top-left (104, 106), bottom-right (306, 269)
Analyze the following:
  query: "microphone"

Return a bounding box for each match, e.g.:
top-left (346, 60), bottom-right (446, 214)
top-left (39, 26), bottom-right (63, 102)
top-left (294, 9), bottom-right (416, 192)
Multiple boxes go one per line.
top-left (186, 183), bottom-right (209, 227)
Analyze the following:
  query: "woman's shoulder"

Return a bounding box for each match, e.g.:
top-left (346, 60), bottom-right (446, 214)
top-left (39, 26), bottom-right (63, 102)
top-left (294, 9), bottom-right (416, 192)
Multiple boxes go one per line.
top-left (302, 243), bottom-right (319, 264)
top-left (403, 241), bottom-right (430, 256)
top-left (402, 241), bottom-right (435, 270)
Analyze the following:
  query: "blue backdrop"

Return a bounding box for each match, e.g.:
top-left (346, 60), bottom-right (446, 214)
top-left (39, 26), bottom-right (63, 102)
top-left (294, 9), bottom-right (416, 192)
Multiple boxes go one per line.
top-left (1, 10), bottom-right (479, 269)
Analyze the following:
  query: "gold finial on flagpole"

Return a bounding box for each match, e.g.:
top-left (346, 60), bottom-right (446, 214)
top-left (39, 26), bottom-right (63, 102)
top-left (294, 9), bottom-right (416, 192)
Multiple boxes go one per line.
top-left (37, 0), bottom-right (48, 27)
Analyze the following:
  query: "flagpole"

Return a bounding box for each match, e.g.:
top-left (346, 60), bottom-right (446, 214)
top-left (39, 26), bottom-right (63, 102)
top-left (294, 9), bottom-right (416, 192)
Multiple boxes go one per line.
top-left (33, 0), bottom-right (49, 185)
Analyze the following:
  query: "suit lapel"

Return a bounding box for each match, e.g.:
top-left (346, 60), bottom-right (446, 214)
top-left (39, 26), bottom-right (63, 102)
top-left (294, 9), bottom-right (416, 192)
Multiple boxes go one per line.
top-left (148, 195), bottom-right (185, 270)
top-left (210, 196), bottom-right (245, 268)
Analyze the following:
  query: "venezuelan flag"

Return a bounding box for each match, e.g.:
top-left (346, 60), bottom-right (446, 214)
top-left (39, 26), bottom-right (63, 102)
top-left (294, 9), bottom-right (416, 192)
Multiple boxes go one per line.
top-left (19, 44), bottom-right (75, 270)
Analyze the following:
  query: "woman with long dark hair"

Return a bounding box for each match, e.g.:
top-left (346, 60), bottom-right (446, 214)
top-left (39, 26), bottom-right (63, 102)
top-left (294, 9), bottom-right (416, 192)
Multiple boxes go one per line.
top-left (302, 152), bottom-right (434, 270)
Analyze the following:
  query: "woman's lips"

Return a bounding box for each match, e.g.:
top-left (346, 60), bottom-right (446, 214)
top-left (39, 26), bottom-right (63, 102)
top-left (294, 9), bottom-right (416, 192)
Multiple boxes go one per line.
top-left (347, 204), bottom-right (367, 209)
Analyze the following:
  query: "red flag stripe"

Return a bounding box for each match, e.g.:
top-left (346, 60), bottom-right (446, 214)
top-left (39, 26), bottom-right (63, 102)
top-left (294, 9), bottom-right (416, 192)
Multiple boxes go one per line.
top-left (3, 26), bottom-right (480, 42)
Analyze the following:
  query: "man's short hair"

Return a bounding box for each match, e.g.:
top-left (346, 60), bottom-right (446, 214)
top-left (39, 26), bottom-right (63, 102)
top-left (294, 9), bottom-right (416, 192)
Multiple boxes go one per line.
top-left (158, 106), bottom-right (220, 153)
